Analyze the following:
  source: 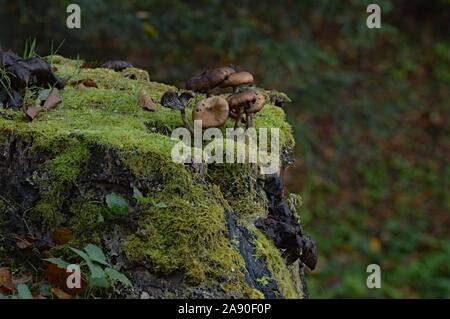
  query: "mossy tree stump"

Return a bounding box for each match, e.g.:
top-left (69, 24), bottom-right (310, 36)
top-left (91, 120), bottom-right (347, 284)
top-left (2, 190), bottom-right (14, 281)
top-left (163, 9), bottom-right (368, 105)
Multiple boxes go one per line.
top-left (0, 56), bottom-right (308, 298)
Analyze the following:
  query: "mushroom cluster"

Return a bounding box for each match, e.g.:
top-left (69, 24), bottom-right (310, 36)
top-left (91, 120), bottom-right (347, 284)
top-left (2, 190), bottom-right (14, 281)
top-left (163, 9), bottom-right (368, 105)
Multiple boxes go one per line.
top-left (161, 65), bottom-right (265, 131)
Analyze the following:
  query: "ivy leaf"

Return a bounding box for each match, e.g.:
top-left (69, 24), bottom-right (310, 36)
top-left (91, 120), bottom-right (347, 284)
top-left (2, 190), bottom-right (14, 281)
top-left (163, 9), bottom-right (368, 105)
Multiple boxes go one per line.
top-left (16, 284), bottom-right (33, 299)
top-left (45, 257), bottom-right (70, 269)
top-left (105, 193), bottom-right (129, 216)
top-left (105, 268), bottom-right (132, 287)
top-left (84, 244), bottom-right (109, 266)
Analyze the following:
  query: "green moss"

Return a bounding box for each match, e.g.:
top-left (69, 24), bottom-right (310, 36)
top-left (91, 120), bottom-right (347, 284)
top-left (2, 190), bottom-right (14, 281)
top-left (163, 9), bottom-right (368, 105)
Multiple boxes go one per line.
top-left (207, 164), bottom-right (267, 218)
top-left (253, 228), bottom-right (302, 299)
top-left (32, 142), bottom-right (91, 228)
top-left (68, 201), bottom-right (107, 244)
top-left (0, 56), bottom-right (298, 297)
top-left (123, 183), bottom-right (245, 285)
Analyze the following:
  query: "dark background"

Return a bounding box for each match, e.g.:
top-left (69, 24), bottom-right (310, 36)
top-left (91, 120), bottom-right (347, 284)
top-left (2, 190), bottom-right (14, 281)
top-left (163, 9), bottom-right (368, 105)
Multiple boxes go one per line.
top-left (0, 0), bottom-right (448, 298)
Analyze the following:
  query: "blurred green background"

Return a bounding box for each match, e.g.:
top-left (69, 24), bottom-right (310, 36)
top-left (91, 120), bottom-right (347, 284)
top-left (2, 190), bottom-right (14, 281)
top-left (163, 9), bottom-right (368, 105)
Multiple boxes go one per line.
top-left (1, 0), bottom-right (448, 298)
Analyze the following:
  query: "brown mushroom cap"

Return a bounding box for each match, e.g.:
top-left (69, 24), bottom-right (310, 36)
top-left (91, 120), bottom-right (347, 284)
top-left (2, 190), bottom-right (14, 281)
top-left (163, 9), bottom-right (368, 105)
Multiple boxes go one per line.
top-left (186, 65), bottom-right (236, 93)
top-left (226, 89), bottom-right (257, 109)
top-left (192, 96), bottom-right (230, 128)
top-left (246, 90), bottom-right (265, 114)
top-left (220, 71), bottom-right (254, 88)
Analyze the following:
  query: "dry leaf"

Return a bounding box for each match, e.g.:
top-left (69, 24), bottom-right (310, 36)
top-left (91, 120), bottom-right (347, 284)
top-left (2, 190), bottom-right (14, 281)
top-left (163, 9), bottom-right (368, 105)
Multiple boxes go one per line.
top-left (14, 235), bottom-right (34, 250)
top-left (43, 88), bottom-right (62, 110)
top-left (77, 83), bottom-right (88, 91)
top-left (12, 274), bottom-right (33, 286)
top-left (51, 287), bottom-right (72, 299)
top-left (45, 263), bottom-right (86, 295)
top-left (0, 267), bottom-right (14, 294)
top-left (138, 89), bottom-right (157, 112)
top-left (82, 79), bottom-right (98, 88)
top-left (51, 227), bottom-right (73, 245)
top-left (24, 105), bottom-right (44, 121)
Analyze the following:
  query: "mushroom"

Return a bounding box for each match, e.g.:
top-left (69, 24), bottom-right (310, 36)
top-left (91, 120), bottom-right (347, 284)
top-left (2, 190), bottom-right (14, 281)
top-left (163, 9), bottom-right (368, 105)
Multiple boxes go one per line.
top-left (186, 65), bottom-right (236, 95)
top-left (219, 71), bottom-right (254, 93)
top-left (244, 90), bottom-right (265, 128)
top-left (192, 96), bottom-right (229, 129)
top-left (161, 90), bottom-right (195, 133)
top-left (227, 89), bottom-right (265, 129)
top-left (227, 89), bottom-right (257, 129)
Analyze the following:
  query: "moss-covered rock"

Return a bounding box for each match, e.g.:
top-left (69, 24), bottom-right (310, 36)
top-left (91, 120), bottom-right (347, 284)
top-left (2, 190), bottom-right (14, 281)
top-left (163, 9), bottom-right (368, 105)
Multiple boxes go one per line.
top-left (0, 56), bottom-right (306, 298)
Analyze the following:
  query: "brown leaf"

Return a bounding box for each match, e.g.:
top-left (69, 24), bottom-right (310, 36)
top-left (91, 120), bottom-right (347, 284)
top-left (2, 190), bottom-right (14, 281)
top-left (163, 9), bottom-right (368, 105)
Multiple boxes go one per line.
top-left (24, 105), bottom-right (44, 121)
top-left (51, 227), bottom-right (73, 245)
top-left (77, 83), bottom-right (87, 91)
top-left (82, 79), bottom-right (98, 88)
top-left (138, 89), bottom-right (157, 112)
top-left (14, 235), bottom-right (33, 250)
top-left (43, 88), bottom-right (62, 111)
top-left (0, 267), bottom-right (14, 293)
top-left (50, 287), bottom-right (72, 299)
top-left (12, 274), bottom-right (33, 286)
top-left (44, 263), bottom-right (86, 295)
top-left (45, 263), bottom-right (67, 290)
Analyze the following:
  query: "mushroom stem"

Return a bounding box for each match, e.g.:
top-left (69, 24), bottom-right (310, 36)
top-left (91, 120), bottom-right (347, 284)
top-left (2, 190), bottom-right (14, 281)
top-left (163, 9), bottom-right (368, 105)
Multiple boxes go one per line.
top-left (234, 106), bottom-right (244, 129)
top-left (245, 113), bottom-right (253, 129)
top-left (180, 109), bottom-right (194, 134)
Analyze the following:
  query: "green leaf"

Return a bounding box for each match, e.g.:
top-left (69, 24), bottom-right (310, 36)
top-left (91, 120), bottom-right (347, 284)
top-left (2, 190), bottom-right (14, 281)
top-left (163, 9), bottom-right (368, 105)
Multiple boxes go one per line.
top-left (84, 244), bottom-right (109, 266)
top-left (105, 268), bottom-right (132, 287)
top-left (89, 275), bottom-right (110, 289)
top-left (133, 186), bottom-right (153, 205)
top-left (45, 257), bottom-right (70, 269)
top-left (70, 247), bottom-right (91, 262)
top-left (17, 284), bottom-right (33, 299)
top-left (37, 88), bottom-right (51, 102)
top-left (105, 193), bottom-right (129, 215)
top-left (132, 186), bottom-right (143, 199)
top-left (86, 260), bottom-right (105, 279)
top-left (155, 202), bottom-right (168, 208)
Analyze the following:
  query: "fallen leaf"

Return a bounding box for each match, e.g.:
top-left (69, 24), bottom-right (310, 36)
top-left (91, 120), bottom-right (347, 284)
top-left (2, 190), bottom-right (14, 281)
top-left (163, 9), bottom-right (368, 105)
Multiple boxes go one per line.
top-left (51, 287), bottom-right (72, 299)
top-left (77, 83), bottom-right (88, 91)
top-left (12, 274), bottom-right (33, 286)
top-left (138, 89), bottom-right (157, 112)
top-left (43, 88), bottom-right (62, 111)
top-left (44, 262), bottom-right (86, 295)
top-left (14, 235), bottom-right (34, 250)
top-left (44, 263), bottom-right (68, 290)
top-left (51, 228), bottom-right (73, 245)
top-left (82, 79), bottom-right (98, 88)
top-left (24, 105), bottom-right (44, 121)
top-left (0, 267), bottom-right (14, 294)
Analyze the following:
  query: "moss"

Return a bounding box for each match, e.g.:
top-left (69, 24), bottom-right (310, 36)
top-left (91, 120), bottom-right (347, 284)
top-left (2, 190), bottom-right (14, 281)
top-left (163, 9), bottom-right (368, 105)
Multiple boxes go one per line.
top-left (0, 56), bottom-right (298, 298)
top-left (253, 228), bottom-right (302, 299)
top-left (68, 201), bottom-right (107, 244)
top-left (123, 183), bottom-right (246, 286)
top-left (32, 142), bottom-right (91, 228)
top-left (207, 164), bottom-right (267, 218)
